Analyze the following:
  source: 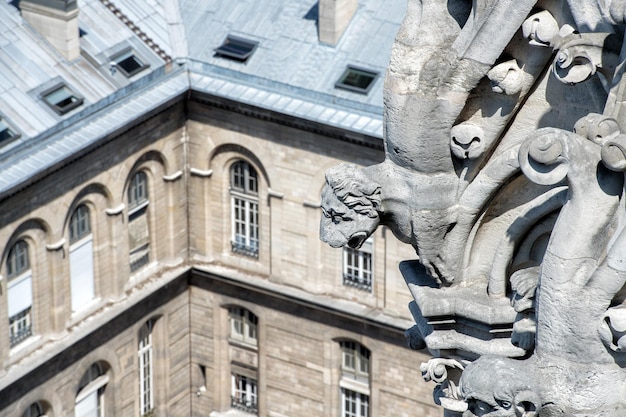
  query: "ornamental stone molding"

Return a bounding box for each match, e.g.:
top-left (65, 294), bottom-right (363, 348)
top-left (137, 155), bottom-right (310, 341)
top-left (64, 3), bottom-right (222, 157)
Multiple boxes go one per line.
top-left (320, 0), bottom-right (626, 415)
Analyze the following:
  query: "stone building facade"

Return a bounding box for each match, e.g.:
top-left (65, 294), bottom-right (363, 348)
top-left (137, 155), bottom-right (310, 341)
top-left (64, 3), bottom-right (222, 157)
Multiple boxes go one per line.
top-left (0, 1), bottom-right (441, 416)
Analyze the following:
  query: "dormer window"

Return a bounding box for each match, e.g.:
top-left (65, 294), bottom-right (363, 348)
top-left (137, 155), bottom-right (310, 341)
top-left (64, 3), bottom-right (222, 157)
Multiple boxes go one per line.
top-left (215, 36), bottom-right (259, 62)
top-left (112, 50), bottom-right (148, 77)
top-left (0, 117), bottom-right (18, 144)
top-left (42, 84), bottom-right (83, 115)
top-left (335, 66), bottom-right (379, 94)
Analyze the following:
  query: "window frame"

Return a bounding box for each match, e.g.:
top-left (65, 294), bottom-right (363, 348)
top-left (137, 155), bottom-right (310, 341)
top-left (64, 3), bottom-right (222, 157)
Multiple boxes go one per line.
top-left (228, 307), bottom-right (258, 346)
top-left (341, 388), bottom-right (369, 417)
top-left (6, 240), bottom-right (33, 347)
top-left (230, 161), bottom-right (259, 257)
top-left (342, 238), bottom-right (373, 291)
top-left (111, 49), bottom-right (149, 78)
top-left (340, 341), bottom-right (370, 381)
top-left (215, 35), bottom-right (259, 62)
top-left (335, 66), bottom-right (379, 94)
top-left (0, 116), bottom-right (20, 146)
top-left (231, 372), bottom-right (258, 414)
top-left (41, 83), bottom-right (84, 115)
top-left (128, 171), bottom-right (150, 272)
top-left (76, 363), bottom-right (108, 417)
top-left (70, 204), bottom-right (92, 244)
top-left (138, 321), bottom-right (154, 415)
top-left (7, 239), bottom-right (29, 278)
top-left (128, 171), bottom-right (149, 212)
top-left (69, 204), bottom-right (95, 313)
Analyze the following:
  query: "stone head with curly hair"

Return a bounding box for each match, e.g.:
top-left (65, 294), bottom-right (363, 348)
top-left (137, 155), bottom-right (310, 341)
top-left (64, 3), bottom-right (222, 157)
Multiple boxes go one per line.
top-left (319, 163), bottom-right (382, 249)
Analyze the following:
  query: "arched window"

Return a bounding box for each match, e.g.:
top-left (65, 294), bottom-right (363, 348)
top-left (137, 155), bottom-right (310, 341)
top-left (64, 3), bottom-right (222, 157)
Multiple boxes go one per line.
top-left (6, 240), bottom-right (33, 346)
top-left (129, 171), bottom-right (148, 209)
top-left (339, 341), bottom-right (370, 417)
top-left (22, 402), bottom-right (44, 417)
top-left (128, 171), bottom-right (150, 272)
top-left (69, 204), bottom-right (95, 312)
top-left (76, 363), bottom-right (108, 417)
top-left (228, 307), bottom-right (258, 345)
top-left (230, 161), bottom-right (259, 257)
top-left (138, 320), bottom-right (155, 415)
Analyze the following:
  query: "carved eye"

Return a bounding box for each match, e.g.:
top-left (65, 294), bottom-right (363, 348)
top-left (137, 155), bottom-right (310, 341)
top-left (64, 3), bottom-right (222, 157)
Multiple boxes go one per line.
top-left (332, 215), bottom-right (343, 224)
top-left (470, 400), bottom-right (494, 415)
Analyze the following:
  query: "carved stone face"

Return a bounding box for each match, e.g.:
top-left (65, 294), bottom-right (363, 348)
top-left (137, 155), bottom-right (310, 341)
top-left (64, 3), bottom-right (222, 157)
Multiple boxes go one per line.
top-left (460, 356), bottom-right (540, 417)
top-left (319, 183), bottom-right (379, 249)
top-left (462, 397), bottom-right (514, 417)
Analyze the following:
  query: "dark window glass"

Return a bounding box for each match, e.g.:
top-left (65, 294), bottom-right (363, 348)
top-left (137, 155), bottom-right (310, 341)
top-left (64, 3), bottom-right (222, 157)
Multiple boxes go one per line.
top-left (114, 50), bottom-right (148, 77)
top-left (43, 85), bottom-right (84, 115)
top-left (335, 67), bottom-right (379, 94)
top-left (215, 36), bottom-right (259, 62)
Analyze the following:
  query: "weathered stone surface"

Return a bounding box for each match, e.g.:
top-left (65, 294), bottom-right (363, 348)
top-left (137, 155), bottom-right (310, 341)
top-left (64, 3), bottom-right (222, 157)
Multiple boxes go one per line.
top-left (320, 0), bottom-right (626, 415)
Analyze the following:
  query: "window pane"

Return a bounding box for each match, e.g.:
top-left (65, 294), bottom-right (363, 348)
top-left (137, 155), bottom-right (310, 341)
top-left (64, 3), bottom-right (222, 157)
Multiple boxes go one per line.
top-left (139, 321), bottom-right (154, 414)
top-left (342, 239), bottom-right (373, 291)
top-left (70, 205), bottom-right (91, 243)
top-left (7, 240), bottom-right (29, 278)
top-left (43, 85), bottom-right (83, 115)
top-left (0, 118), bottom-right (17, 144)
top-left (129, 171), bottom-right (148, 208)
top-left (70, 238), bottom-right (95, 312)
top-left (231, 373), bottom-right (258, 412)
top-left (75, 391), bottom-right (98, 417)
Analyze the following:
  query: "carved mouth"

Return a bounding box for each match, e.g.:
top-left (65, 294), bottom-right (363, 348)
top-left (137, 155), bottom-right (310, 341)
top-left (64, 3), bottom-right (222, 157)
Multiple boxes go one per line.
top-left (347, 232), bottom-right (367, 249)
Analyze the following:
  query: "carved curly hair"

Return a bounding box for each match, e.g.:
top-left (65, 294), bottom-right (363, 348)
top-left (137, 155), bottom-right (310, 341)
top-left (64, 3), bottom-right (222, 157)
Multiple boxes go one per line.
top-left (324, 163), bottom-right (382, 218)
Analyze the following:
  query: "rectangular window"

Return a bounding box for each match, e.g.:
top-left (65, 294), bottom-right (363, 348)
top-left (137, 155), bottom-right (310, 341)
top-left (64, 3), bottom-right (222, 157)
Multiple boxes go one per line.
top-left (8, 272), bottom-right (33, 346)
top-left (231, 196), bottom-right (259, 257)
top-left (70, 237), bottom-right (95, 312)
top-left (342, 389), bottom-right (369, 417)
top-left (139, 325), bottom-right (153, 415)
top-left (335, 66), bottom-right (379, 94)
top-left (112, 50), bottom-right (148, 77)
top-left (231, 373), bottom-right (258, 414)
top-left (0, 117), bottom-right (18, 144)
top-left (75, 390), bottom-right (99, 417)
top-left (42, 84), bottom-right (84, 115)
top-left (343, 238), bottom-right (372, 291)
top-left (229, 308), bottom-right (258, 346)
top-left (129, 207), bottom-right (150, 272)
top-left (215, 36), bottom-right (259, 62)
top-left (341, 341), bottom-right (370, 381)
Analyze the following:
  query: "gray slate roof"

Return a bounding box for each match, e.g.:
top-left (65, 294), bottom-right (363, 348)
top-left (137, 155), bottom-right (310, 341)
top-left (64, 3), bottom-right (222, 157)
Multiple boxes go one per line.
top-left (0, 0), bottom-right (405, 197)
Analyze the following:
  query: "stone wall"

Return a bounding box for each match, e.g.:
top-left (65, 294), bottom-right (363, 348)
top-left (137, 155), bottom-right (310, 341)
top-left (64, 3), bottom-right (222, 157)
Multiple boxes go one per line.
top-left (0, 94), bottom-right (435, 416)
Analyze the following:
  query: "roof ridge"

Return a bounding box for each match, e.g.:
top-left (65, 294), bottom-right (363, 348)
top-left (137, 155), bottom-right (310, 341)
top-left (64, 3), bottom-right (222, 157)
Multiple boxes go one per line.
top-left (98, 0), bottom-right (172, 63)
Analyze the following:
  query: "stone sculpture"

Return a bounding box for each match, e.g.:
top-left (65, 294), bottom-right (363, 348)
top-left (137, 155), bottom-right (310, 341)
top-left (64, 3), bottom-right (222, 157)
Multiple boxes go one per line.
top-left (320, 0), bottom-right (626, 415)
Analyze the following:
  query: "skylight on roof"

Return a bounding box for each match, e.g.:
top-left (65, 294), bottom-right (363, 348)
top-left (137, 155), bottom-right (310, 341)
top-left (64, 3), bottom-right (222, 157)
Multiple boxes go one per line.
top-left (214, 36), bottom-right (259, 62)
top-left (0, 117), bottom-right (18, 144)
top-left (335, 66), bottom-right (379, 94)
top-left (113, 50), bottom-right (148, 77)
top-left (42, 85), bottom-right (84, 115)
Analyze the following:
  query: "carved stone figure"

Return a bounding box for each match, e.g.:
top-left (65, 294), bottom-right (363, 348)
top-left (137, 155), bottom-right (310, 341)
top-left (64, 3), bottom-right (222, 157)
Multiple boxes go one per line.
top-left (320, 0), bottom-right (626, 415)
top-left (460, 356), bottom-right (542, 417)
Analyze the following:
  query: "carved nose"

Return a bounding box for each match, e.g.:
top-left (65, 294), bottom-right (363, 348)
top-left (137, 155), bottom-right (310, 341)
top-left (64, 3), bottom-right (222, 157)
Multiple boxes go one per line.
top-left (450, 124), bottom-right (485, 159)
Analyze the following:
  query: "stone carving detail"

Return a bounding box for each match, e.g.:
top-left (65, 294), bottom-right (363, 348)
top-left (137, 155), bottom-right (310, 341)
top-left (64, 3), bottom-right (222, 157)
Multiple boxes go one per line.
top-left (552, 29), bottom-right (621, 86)
top-left (460, 355), bottom-right (543, 417)
top-left (420, 358), bottom-right (467, 413)
top-left (450, 123), bottom-right (484, 159)
top-left (521, 10), bottom-right (559, 47)
top-left (487, 59), bottom-right (524, 95)
top-left (320, 0), bottom-right (626, 415)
